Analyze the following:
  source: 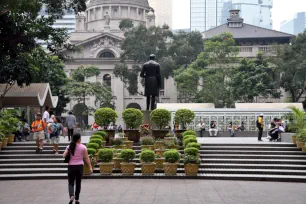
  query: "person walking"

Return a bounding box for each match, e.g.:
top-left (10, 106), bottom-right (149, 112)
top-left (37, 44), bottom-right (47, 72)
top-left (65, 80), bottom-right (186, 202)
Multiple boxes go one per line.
top-left (50, 117), bottom-right (63, 155)
top-left (257, 113), bottom-right (264, 141)
top-left (31, 113), bottom-right (46, 153)
top-left (65, 111), bottom-right (76, 142)
top-left (197, 120), bottom-right (206, 137)
top-left (63, 133), bottom-right (93, 204)
top-left (42, 106), bottom-right (50, 143)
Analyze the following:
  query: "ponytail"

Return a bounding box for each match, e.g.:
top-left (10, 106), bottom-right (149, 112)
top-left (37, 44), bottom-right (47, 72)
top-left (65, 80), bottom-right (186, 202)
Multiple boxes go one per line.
top-left (69, 133), bottom-right (81, 156)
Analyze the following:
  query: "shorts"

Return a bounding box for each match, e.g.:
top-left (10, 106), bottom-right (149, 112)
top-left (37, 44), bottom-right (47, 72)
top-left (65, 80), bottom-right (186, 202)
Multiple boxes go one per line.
top-left (50, 137), bottom-right (60, 144)
top-left (34, 132), bottom-right (45, 140)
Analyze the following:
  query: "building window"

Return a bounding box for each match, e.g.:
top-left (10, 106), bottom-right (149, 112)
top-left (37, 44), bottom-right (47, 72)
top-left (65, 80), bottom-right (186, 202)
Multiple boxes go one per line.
top-left (103, 74), bottom-right (111, 86)
top-left (99, 51), bottom-right (115, 58)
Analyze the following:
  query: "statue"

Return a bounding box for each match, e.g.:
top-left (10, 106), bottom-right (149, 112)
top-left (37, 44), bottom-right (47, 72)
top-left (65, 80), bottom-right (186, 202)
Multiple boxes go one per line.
top-left (140, 54), bottom-right (161, 110)
top-left (104, 12), bottom-right (111, 26)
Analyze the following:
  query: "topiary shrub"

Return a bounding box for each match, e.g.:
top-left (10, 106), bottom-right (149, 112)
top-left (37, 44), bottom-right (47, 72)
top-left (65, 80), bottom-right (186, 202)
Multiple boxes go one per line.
top-left (141, 136), bottom-right (155, 145)
top-left (93, 131), bottom-right (108, 138)
top-left (87, 148), bottom-right (96, 157)
top-left (94, 108), bottom-right (118, 126)
top-left (112, 138), bottom-right (123, 146)
top-left (89, 138), bottom-right (103, 147)
top-left (164, 150), bottom-right (180, 163)
top-left (140, 149), bottom-right (155, 163)
top-left (120, 149), bottom-right (136, 163)
top-left (184, 147), bottom-right (198, 157)
top-left (86, 143), bottom-right (99, 150)
top-left (186, 142), bottom-right (201, 150)
top-left (122, 108), bottom-right (143, 129)
top-left (150, 109), bottom-right (171, 129)
top-left (183, 138), bottom-right (198, 148)
top-left (174, 109), bottom-right (195, 129)
top-left (182, 130), bottom-right (196, 137)
top-left (90, 135), bottom-right (104, 141)
top-left (98, 148), bottom-right (114, 163)
top-left (183, 135), bottom-right (197, 141)
top-left (183, 155), bottom-right (200, 165)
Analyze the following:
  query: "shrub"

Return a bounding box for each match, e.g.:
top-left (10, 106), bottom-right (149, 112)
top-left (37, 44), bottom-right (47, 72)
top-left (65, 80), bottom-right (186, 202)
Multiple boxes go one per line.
top-left (182, 130), bottom-right (196, 137)
top-left (183, 138), bottom-right (198, 148)
top-left (186, 142), bottom-right (201, 150)
top-left (174, 109), bottom-right (195, 129)
top-left (164, 150), bottom-right (180, 163)
top-left (113, 149), bottom-right (121, 158)
top-left (140, 150), bottom-right (155, 163)
top-left (112, 138), bottom-right (123, 146)
top-left (89, 138), bottom-right (103, 147)
top-left (94, 108), bottom-right (118, 126)
top-left (120, 149), bottom-right (136, 162)
top-left (87, 148), bottom-right (96, 157)
top-left (164, 137), bottom-right (178, 147)
top-left (141, 136), bottom-right (155, 145)
top-left (122, 108), bottom-right (143, 129)
top-left (183, 155), bottom-right (200, 165)
top-left (165, 133), bottom-right (175, 137)
top-left (183, 135), bottom-right (197, 141)
top-left (86, 143), bottom-right (99, 150)
top-left (150, 109), bottom-right (171, 129)
top-left (184, 147), bottom-right (198, 157)
top-left (93, 131), bottom-right (107, 138)
top-left (98, 148), bottom-right (114, 163)
top-left (90, 135), bottom-right (104, 141)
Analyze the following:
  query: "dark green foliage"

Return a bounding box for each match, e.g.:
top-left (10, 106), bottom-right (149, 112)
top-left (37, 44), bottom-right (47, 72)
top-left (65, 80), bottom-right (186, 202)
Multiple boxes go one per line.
top-left (112, 138), bottom-right (123, 146)
top-left (98, 148), bottom-right (114, 163)
top-left (90, 135), bottom-right (104, 141)
top-left (183, 138), bottom-right (198, 148)
top-left (186, 142), bottom-right (201, 150)
top-left (183, 135), bottom-right (197, 141)
top-left (141, 136), bottom-right (155, 145)
top-left (140, 150), bottom-right (155, 163)
top-left (183, 155), bottom-right (200, 165)
top-left (86, 143), bottom-right (99, 150)
top-left (122, 108), bottom-right (143, 129)
top-left (174, 109), bottom-right (195, 129)
top-left (182, 130), bottom-right (196, 137)
top-left (89, 138), bottom-right (103, 147)
top-left (164, 150), bottom-right (180, 163)
top-left (94, 108), bottom-right (118, 126)
top-left (93, 131), bottom-right (107, 138)
top-left (87, 148), bottom-right (96, 157)
top-left (120, 149), bottom-right (136, 162)
top-left (184, 147), bottom-right (198, 157)
top-left (150, 109), bottom-right (171, 129)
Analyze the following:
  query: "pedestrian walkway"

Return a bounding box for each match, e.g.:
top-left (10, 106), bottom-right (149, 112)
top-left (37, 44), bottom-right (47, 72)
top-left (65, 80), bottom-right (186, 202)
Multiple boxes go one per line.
top-left (197, 137), bottom-right (291, 144)
top-left (0, 179), bottom-right (305, 204)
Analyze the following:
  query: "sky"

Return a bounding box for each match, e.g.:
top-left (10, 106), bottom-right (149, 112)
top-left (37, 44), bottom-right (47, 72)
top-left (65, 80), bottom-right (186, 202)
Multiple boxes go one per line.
top-left (172, 0), bottom-right (306, 30)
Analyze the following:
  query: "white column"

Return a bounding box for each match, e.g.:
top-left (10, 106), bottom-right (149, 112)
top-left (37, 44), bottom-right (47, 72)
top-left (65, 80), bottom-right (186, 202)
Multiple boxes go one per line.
top-left (136, 7), bottom-right (139, 20)
top-left (109, 6), bottom-right (112, 17)
top-left (94, 7), bottom-right (96, 20)
top-left (128, 6), bottom-right (130, 18)
top-left (101, 6), bottom-right (103, 19)
top-left (119, 6), bottom-right (121, 18)
top-left (143, 9), bottom-right (146, 21)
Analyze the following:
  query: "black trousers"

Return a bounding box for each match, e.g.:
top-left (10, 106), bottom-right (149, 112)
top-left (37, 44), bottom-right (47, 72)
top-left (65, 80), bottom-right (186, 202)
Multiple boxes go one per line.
top-left (199, 129), bottom-right (205, 137)
top-left (146, 96), bottom-right (156, 111)
top-left (68, 165), bottom-right (83, 200)
top-left (68, 129), bottom-right (74, 141)
top-left (258, 128), bottom-right (263, 140)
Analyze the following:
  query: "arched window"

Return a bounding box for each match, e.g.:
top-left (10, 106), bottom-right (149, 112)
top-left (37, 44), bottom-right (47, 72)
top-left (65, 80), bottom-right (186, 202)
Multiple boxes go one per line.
top-left (126, 103), bottom-right (142, 110)
top-left (103, 74), bottom-right (111, 86)
top-left (99, 51), bottom-right (115, 58)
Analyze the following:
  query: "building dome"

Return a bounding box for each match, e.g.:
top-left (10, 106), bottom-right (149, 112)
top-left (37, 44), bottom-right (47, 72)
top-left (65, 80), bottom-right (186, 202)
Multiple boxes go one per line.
top-left (88, 0), bottom-right (150, 9)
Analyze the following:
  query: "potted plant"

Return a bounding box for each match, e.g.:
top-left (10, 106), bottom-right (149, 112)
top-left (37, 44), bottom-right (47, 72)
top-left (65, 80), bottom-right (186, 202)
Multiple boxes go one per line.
top-left (182, 130), bottom-right (197, 137)
top-left (94, 108), bottom-right (118, 144)
top-left (86, 143), bottom-right (99, 161)
top-left (89, 138), bottom-right (104, 148)
top-left (174, 109), bottom-right (195, 135)
top-left (113, 149), bottom-right (122, 169)
top-left (140, 136), bottom-right (155, 150)
top-left (150, 109), bottom-right (171, 139)
top-left (93, 131), bottom-right (108, 140)
top-left (140, 149), bottom-right (156, 175)
top-left (98, 148), bottom-right (114, 175)
top-left (139, 124), bottom-right (151, 137)
top-left (0, 110), bottom-right (19, 144)
top-left (90, 135), bottom-right (106, 147)
top-left (184, 147), bottom-right (200, 159)
top-left (155, 154), bottom-right (165, 170)
top-left (184, 155), bottom-right (200, 176)
top-left (112, 138), bottom-right (125, 149)
top-left (287, 107), bottom-right (306, 145)
top-left (120, 149), bottom-right (136, 175)
top-left (154, 139), bottom-right (166, 157)
top-left (163, 150), bottom-right (180, 176)
top-left (122, 108), bottom-right (143, 142)
top-left (183, 138), bottom-right (198, 148)
top-left (186, 142), bottom-right (201, 150)
top-left (83, 148), bottom-right (96, 175)
top-left (119, 133), bottom-right (133, 149)
top-left (164, 137), bottom-right (179, 150)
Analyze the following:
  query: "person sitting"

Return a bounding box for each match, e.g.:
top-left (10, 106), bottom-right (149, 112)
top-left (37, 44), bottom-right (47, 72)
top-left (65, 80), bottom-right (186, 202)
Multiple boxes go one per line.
top-left (197, 120), bottom-right (206, 137)
top-left (228, 122), bottom-right (235, 137)
top-left (209, 121), bottom-right (218, 137)
top-left (236, 122), bottom-right (245, 131)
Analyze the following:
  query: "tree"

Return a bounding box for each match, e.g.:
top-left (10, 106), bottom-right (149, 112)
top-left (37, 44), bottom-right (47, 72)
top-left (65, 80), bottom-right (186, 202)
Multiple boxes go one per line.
top-left (272, 32), bottom-right (306, 102)
top-left (119, 19), bottom-right (134, 31)
top-left (0, 0), bottom-right (86, 109)
top-left (231, 53), bottom-right (281, 103)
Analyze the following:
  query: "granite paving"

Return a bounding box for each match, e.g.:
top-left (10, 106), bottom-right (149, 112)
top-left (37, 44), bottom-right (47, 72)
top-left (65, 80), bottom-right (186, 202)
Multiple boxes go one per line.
top-left (0, 179), bottom-right (305, 204)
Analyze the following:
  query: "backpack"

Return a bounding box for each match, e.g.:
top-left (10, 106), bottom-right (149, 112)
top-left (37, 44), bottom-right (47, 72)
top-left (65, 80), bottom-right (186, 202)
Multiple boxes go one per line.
top-left (50, 123), bottom-right (59, 136)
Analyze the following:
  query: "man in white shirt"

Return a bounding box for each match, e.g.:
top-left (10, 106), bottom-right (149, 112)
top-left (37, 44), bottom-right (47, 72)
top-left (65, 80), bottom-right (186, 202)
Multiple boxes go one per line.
top-left (42, 106), bottom-right (50, 142)
top-left (197, 120), bottom-right (205, 137)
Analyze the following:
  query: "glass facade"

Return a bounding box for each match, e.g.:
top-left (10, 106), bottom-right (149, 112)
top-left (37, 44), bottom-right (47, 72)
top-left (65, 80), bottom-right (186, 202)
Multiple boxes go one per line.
top-left (280, 12), bottom-right (306, 35)
top-left (191, 0), bottom-right (232, 32)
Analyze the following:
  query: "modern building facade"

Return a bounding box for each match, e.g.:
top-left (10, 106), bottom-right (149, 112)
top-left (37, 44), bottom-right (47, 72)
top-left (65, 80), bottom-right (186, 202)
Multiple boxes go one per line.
top-left (148, 0), bottom-right (173, 28)
top-left (191, 0), bottom-right (273, 32)
top-left (280, 12), bottom-right (306, 35)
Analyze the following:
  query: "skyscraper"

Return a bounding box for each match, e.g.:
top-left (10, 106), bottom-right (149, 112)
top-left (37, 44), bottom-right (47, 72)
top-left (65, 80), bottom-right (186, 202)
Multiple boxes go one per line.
top-left (280, 12), bottom-right (306, 35)
top-left (148, 0), bottom-right (173, 28)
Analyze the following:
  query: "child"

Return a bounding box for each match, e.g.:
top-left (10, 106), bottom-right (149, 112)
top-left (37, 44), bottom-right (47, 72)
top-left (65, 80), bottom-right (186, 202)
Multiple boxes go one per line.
top-left (31, 113), bottom-right (46, 153)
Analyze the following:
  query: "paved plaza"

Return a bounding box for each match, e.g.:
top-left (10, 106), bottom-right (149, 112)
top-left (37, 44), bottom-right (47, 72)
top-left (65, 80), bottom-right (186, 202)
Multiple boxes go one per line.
top-left (0, 179), bottom-right (305, 204)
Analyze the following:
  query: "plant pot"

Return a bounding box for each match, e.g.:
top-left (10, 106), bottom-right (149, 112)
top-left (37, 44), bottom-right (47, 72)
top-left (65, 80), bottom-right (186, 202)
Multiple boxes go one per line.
top-left (95, 152), bottom-right (99, 162)
top-left (124, 130), bottom-right (140, 143)
top-left (1, 138), bottom-right (8, 148)
top-left (152, 130), bottom-right (169, 140)
top-left (141, 163), bottom-right (156, 175)
top-left (83, 162), bottom-right (95, 175)
top-left (184, 164), bottom-right (199, 176)
top-left (292, 135), bottom-right (297, 144)
top-left (7, 134), bottom-right (15, 144)
top-left (113, 158), bottom-right (122, 169)
top-left (0, 142), bottom-right (2, 151)
top-left (123, 141), bottom-right (133, 149)
top-left (105, 130), bottom-right (115, 145)
top-left (123, 137), bottom-right (129, 141)
top-left (163, 163), bottom-right (178, 176)
top-left (297, 140), bottom-right (304, 148)
top-left (155, 149), bottom-right (166, 157)
top-left (120, 162), bottom-right (136, 175)
top-left (155, 158), bottom-right (165, 169)
top-left (167, 145), bottom-right (179, 150)
top-left (154, 141), bottom-right (165, 149)
top-left (99, 162), bottom-right (114, 175)
top-left (113, 145), bottom-right (126, 150)
top-left (141, 145), bottom-right (155, 150)
top-left (302, 144), bottom-right (306, 152)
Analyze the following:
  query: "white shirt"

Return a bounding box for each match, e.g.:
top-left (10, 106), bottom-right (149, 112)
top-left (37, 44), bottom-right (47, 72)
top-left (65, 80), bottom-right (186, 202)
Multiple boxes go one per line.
top-left (42, 111), bottom-right (50, 123)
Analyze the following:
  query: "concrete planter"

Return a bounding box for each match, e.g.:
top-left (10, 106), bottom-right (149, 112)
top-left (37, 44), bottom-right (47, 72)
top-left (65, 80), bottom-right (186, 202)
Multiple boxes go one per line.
top-left (152, 130), bottom-right (169, 140)
top-left (292, 135), bottom-right (297, 144)
top-left (155, 149), bottom-right (166, 157)
top-left (99, 162), bottom-right (114, 175)
top-left (7, 134), bottom-right (15, 144)
top-left (1, 138), bottom-right (8, 148)
top-left (124, 130), bottom-right (140, 143)
top-left (120, 163), bottom-right (136, 175)
top-left (123, 141), bottom-right (133, 149)
top-left (163, 163), bottom-right (178, 176)
top-left (141, 145), bottom-right (155, 150)
top-left (113, 145), bottom-right (126, 150)
top-left (155, 158), bottom-right (165, 169)
top-left (113, 158), bottom-right (122, 169)
top-left (141, 163), bottom-right (156, 175)
top-left (83, 162), bottom-right (95, 175)
top-left (154, 141), bottom-right (165, 150)
top-left (184, 164), bottom-right (199, 176)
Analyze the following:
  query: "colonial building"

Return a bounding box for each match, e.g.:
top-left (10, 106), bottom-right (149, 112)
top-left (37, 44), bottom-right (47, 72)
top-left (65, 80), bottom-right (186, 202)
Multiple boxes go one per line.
top-left (63, 0), bottom-right (177, 125)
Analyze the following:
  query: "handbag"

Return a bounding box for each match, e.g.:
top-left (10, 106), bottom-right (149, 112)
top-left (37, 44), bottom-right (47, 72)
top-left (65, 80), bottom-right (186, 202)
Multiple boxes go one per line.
top-left (64, 149), bottom-right (71, 163)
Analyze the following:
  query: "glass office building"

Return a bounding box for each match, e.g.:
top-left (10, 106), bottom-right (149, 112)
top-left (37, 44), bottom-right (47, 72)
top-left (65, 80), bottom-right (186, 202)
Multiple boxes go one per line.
top-left (280, 12), bottom-right (306, 35)
top-left (191, 0), bottom-right (273, 32)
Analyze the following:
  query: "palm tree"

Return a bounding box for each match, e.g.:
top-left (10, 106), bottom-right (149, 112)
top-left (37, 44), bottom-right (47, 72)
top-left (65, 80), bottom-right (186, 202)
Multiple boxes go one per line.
top-left (288, 107), bottom-right (306, 141)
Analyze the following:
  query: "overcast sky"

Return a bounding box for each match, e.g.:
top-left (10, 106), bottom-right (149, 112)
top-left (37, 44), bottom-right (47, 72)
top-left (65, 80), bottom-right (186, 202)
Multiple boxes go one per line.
top-left (173, 0), bottom-right (306, 30)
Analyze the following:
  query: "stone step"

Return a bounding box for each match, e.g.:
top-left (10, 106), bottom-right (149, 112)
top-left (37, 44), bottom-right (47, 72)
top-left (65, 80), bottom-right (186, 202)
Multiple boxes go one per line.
top-left (0, 173), bottom-right (305, 182)
top-left (198, 146), bottom-right (301, 151)
top-left (0, 158), bottom-right (63, 164)
top-left (202, 158), bottom-right (306, 165)
top-left (199, 150), bottom-right (306, 155)
top-left (0, 163), bottom-right (67, 168)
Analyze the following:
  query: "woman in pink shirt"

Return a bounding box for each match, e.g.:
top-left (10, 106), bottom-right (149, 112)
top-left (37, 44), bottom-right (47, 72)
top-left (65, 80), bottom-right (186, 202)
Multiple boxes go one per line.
top-left (63, 133), bottom-right (92, 204)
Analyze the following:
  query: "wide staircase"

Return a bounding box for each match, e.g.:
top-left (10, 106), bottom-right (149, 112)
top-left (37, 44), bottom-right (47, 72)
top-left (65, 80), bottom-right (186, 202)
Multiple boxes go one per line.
top-left (0, 142), bottom-right (306, 182)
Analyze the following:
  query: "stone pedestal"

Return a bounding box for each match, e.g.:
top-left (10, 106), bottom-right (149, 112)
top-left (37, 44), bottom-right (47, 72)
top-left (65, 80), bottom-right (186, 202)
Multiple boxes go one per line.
top-left (104, 26), bottom-right (110, 32)
top-left (142, 111), bottom-right (156, 129)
